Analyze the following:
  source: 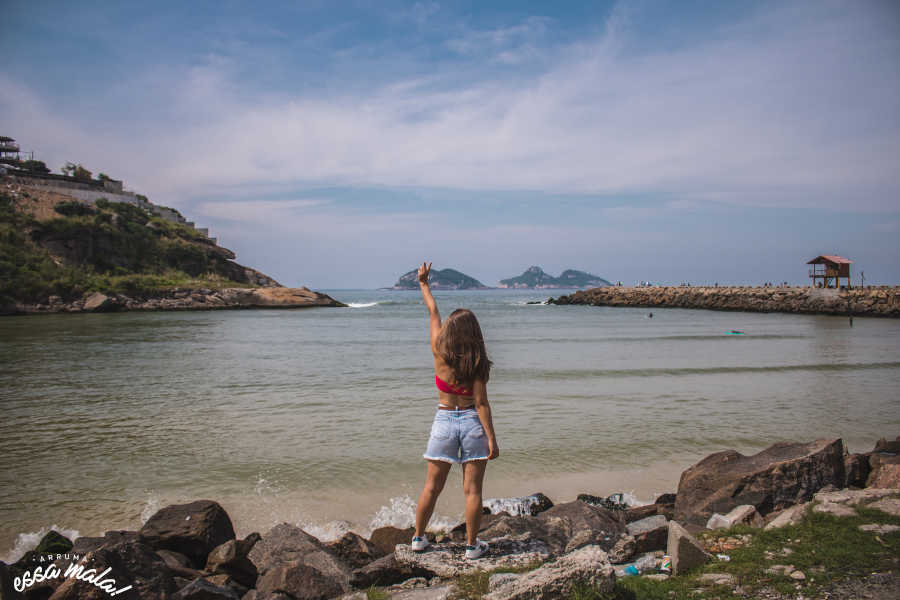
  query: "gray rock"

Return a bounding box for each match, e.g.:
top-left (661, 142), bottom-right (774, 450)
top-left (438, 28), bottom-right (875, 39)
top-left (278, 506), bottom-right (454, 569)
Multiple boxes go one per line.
top-left (859, 523), bottom-right (900, 534)
top-left (607, 535), bottom-right (636, 564)
top-left (488, 573), bottom-right (522, 591)
top-left (813, 488), bottom-right (897, 505)
top-left (247, 524), bottom-right (350, 595)
top-left (764, 503), bottom-right (809, 530)
top-left (483, 545), bottom-right (615, 600)
top-left (47, 538), bottom-right (176, 600)
top-left (174, 578), bottom-right (241, 600)
top-left (868, 497), bottom-right (900, 517)
top-left (256, 561), bottom-right (344, 600)
top-left (706, 505), bottom-right (762, 530)
top-left (325, 532), bottom-right (384, 570)
top-left (206, 536), bottom-right (260, 588)
top-left (368, 527), bottom-right (415, 556)
top-left (536, 501), bottom-right (625, 554)
top-left (674, 438), bottom-right (846, 527)
top-left (625, 514), bottom-right (668, 554)
top-left (666, 521), bottom-right (711, 576)
top-left (140, 500), bottom-right (236, 569)
top-left (813, 502), bottom-right (857, 517)
top-left (698, 573), bottom-right (736, 586)
top-left (350, 553), bottom-right (435, 588)
top-left (389, 586), bottom-right (458, 600)
top-left (395, 535), bottom-right (550, 578)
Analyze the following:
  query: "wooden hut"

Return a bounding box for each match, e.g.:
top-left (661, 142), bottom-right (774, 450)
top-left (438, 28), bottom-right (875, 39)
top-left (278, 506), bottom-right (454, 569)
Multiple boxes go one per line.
top-left (808, 255), bottom-right (852, 289)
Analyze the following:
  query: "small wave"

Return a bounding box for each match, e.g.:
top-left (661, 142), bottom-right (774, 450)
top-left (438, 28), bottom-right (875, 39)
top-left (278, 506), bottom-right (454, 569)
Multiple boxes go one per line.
top-left (348, 302), bottom-right (379, 308)
top-left (506, 361), bottom-right (900, 380)
top-left (483, 494), bottom-right (545, 516)
top-left (2, 524), bottom-right (81, 564)
top-left (368, 495), bottom-right (457, 534)
top-left (302, 520), bottom-right (353, 542)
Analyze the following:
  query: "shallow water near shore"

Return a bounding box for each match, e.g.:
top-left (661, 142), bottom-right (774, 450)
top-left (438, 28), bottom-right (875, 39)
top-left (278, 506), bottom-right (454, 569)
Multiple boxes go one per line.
top-left (2, 288), bottom-right (899, 561)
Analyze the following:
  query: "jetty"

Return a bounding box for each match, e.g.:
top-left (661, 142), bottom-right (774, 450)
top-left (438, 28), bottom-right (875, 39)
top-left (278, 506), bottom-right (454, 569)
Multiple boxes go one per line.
top-left (551, 285), bottom-right (900, 317)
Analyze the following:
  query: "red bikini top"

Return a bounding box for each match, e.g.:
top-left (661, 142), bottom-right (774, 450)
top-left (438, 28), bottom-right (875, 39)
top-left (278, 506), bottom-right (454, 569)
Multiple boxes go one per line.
top-left (435, 374), bottom-right (473, 396)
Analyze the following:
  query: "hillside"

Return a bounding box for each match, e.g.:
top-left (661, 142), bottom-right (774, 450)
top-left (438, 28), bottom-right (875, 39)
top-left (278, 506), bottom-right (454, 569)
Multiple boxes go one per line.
top-left (0, 182), bottom-right (281, 308)
top-left (498, 266), bottom-right (611, 288)
top-left (392, 267), bottom-right (488, 290)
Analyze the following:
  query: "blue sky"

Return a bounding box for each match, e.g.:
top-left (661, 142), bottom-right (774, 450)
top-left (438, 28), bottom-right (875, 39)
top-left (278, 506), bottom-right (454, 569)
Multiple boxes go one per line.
top-left (2, 0), bottom-right (899, 288)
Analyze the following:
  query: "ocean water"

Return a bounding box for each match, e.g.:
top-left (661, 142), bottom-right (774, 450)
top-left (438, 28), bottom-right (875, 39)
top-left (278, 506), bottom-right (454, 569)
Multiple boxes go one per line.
top-left (1, 288), bottom-right (899, 561)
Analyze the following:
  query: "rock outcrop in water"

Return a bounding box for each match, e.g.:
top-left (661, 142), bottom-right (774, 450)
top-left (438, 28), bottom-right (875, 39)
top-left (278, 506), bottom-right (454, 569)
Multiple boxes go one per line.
top-left (5, 286), bottom-right (346, 314)
top-left (551, 285), bottom-right (900, 317)
top-left (4, 436), bottom-right (897, 599)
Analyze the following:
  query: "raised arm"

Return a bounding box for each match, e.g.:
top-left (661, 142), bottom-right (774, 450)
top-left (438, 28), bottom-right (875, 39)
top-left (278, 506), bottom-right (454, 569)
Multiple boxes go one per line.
top-left (418, 262), bottom-right (441, 351)
top-left (472, 379), bottom-right (499, 460)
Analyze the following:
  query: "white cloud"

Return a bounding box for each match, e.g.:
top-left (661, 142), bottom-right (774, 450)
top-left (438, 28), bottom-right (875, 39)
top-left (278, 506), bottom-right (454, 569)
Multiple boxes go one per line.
top-left (2, 1), bottom-right (899, 216)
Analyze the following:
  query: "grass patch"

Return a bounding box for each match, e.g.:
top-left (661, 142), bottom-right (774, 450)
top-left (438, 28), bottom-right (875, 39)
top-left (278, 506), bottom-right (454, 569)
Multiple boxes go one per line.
top-left (573, 498), bottom-right (900, 600)
top-left (366, 586), bottom-right (391, 600)
top-left (450, 560), bottom-right (546, 600)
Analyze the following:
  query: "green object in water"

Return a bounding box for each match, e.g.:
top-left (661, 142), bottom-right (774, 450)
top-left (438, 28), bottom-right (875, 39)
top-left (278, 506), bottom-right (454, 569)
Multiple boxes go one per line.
top-left (726, 330), bottom-right (746, 335)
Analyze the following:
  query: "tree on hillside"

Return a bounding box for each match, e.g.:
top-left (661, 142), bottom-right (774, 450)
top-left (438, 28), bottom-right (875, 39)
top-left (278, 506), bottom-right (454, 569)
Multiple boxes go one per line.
top-left (22, 160), bottom-right (50, 174)
top-left (61, 162), bottom-right (92, 181)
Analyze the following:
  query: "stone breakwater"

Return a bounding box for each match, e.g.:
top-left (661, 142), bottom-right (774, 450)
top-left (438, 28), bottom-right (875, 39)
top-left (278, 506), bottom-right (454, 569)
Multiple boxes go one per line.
top-left (551, 286), bottom-right (900, 317)
top-left (3, 286), bottom-right (346, 315)
top-left (2, 436), bottom-right (896, 600)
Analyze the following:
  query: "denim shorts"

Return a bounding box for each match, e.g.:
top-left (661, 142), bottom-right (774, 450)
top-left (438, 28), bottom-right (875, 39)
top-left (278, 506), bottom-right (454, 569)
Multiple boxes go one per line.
top-left (423, 407), bottom-right (490, 464)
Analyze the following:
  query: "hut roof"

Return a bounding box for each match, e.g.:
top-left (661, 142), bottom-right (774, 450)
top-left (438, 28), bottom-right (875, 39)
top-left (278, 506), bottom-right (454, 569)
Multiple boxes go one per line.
top-left (807, 255), bottom-right (853, 265)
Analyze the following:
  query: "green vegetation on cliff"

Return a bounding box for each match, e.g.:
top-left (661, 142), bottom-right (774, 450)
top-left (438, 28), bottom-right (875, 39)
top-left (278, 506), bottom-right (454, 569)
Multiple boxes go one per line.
top-left (0, 191), bottom-right (254, 306)
top-left (393, 267), bottom-right (487, 290)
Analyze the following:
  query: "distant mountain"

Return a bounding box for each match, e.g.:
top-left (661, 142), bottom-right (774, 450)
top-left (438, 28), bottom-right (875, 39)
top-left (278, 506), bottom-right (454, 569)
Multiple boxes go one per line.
top-left (393, 267), bottom-right (488, 290)
top-left (498, 266), bottom-right (611, 289)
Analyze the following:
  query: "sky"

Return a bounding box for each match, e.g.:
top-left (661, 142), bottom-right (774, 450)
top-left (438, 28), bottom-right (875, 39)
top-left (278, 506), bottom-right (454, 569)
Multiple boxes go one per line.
top-left (2, 0), bottom-right (899, 288)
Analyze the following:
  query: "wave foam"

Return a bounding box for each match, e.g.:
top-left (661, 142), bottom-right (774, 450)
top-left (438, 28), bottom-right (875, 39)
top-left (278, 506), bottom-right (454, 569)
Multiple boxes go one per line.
top-left (2, 524), bottom-right (81, 564)
top-left (348, 302), bottom-right (378, 308)
top-left (367, 495), bottom-right (457, 535)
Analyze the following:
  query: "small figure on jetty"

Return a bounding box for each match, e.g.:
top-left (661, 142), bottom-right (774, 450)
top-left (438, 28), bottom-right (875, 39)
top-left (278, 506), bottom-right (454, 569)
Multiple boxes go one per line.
top-left (648, 312), bottom-right (653, 318)
top-left (413, 261), bottom-right (500, 560)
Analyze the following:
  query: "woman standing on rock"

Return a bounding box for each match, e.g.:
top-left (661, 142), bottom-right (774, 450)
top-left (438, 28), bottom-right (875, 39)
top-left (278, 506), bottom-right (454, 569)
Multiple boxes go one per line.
top-left (412, 261), bottom-right (499, 560)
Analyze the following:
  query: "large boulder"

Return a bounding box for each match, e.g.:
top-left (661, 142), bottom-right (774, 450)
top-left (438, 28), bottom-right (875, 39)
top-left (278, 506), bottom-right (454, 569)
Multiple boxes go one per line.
top-left (349, 553), bottom-right (435, 588)
top-left (483, 545), bottom-right (615, 600)
top-left (205, 533), bottom-right (261, 588)
top-left (674, 439), bottom-right (846, 526)
top-left (394, 535), bottom-right (550, 578)
top-left (666, 521), bottom-right (711, 576)
top-left (367, 527), bottom-right (414, 556)
top-left (325, 532), bottom-right (383, 570)
top-left (625, 515), bottom-right (668, 554)
top-left (47, 538), bottom-right (176, 600)
top-left (867, 453), bottom-right (900, 489)
top-left (72, 531), bottom-right (140, 556)
top-left (173, 578), bottom-right (240, 600)
top-left (247, 524), bottom-right (350, 597)
top-left (139, 500), bottom-right (236, 568)
top-left (536, 501), bottom-right (625, 554)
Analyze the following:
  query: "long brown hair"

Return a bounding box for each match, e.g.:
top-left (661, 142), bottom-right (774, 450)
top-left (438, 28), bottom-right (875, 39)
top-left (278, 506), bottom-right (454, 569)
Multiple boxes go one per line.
top-left (436, 308), bottom-right (492, 387)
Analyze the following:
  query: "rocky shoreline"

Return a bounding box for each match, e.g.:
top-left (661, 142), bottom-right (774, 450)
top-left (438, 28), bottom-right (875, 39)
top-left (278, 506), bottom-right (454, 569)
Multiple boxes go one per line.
top-left (2, 436), bottom-right (897, 600)
top-left (551, 286), bottom-right (900, 317)
top-left (1, 287), bottom-right (346, 316)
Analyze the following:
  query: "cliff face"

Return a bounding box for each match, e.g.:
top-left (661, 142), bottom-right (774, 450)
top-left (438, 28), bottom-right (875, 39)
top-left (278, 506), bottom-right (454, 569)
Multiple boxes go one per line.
top-left (1, 180), bottom-right (284, 308)
top-left (552, 286), bottom-right (900, 317)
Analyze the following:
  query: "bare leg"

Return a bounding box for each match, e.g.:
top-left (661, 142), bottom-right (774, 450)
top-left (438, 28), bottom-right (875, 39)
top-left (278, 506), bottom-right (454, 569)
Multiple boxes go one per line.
top-left (462, 459), bottom-right (487, 546)
top-left (415, 460), bottom-right (451, 537)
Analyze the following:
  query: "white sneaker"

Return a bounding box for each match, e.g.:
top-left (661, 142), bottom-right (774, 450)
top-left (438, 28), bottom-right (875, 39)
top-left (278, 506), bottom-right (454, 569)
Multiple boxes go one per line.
top-left (411, 536), bottom-right (430, 552)
top-left (465, 539), bottom-right (488, 559)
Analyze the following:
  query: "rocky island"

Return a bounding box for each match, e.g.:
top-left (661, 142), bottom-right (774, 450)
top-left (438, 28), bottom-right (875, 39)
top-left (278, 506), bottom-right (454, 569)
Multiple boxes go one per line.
top-left (392, 267), bottom-right (488, 290)
top-left (498, 266), bottom-right (611, 289)
top-left (0, 166), bottom-right (343, 314)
